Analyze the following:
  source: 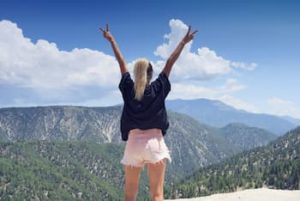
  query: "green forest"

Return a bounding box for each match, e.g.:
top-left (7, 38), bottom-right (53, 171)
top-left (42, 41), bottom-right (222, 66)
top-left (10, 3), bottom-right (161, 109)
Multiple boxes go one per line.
top-left (166, 127), bottom-right (300, 199)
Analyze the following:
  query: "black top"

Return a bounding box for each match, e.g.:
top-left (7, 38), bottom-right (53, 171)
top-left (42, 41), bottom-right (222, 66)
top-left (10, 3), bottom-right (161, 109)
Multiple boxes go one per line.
top-left (119, 71), bottom-right (171, 141)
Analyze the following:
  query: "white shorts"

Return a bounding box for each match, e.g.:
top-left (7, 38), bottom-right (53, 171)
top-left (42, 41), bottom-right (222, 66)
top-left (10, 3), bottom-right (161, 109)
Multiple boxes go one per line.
top-left (121, 128), bottom-right (171, 168)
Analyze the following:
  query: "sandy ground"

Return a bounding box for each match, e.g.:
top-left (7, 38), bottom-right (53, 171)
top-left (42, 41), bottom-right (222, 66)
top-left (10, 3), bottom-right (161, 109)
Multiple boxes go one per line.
top-left (165, 188), bottom-right (300, 201)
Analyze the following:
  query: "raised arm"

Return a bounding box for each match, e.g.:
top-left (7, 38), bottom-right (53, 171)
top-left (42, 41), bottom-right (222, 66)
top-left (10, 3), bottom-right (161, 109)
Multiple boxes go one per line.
top-left (162, 26), bottom-right (198, 77)
top-left (100, 24), bottom-right (128, 74)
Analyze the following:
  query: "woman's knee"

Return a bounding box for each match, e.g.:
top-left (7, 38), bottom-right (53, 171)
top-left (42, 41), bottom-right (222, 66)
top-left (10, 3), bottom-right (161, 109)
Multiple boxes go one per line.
top-left (125, 191), bottom-right (138, 201)
top-left (150, 192), bottom-right (164, 201)
top-left (124, 182), bottom-right (139, 200)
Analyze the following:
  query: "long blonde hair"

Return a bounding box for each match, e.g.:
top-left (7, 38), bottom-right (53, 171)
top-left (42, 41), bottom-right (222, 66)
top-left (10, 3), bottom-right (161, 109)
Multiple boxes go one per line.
top-left (133, 58), bottom-right (153, 101)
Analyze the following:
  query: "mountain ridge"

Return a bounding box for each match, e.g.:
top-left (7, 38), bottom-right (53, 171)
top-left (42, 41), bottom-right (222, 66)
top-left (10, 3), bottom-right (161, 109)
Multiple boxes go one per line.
top-left (0, 105), bottom-right (294, 200)
top-left (0, 105), bottom-right (277, 180)
top-left (166, 98), bottom-right (297, 135)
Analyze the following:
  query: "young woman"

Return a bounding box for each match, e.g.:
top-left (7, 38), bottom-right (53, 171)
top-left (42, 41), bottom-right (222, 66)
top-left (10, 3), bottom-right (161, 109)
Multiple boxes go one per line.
top-left (100, 24), bottom-right (197, 201)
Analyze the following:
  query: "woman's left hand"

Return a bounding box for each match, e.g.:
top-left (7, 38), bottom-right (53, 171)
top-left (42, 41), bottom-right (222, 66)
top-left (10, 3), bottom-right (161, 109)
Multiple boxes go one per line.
top-left (181, 26), bottom-right (198, 45)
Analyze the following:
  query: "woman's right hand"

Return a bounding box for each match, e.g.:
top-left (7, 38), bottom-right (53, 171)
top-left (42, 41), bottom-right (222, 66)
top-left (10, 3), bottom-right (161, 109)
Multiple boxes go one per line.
top-left (181, 26), bottom-right (198, 45)
top-left (100, 24), bottom-right (114, 43)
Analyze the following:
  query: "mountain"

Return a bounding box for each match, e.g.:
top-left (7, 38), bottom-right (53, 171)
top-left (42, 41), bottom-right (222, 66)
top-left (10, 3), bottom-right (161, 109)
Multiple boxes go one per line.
top-left (0, 105), bottom-right (282, 200)
top-left (0, 106), bottom-right (239, 180)
top-left (0, 106), bottom-right (279, 179)
top-left (167, 127), bottom-right (300, 199)
top-left (220, 123), bottom-right (277, 151)
top-left (0, 106), bottom-right (122, 143)
top-left (166, 99), bottom-right (296, 135)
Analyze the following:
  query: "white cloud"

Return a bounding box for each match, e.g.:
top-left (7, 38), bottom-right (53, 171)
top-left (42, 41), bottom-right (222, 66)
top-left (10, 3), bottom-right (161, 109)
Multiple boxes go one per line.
top-left (168, 78), bottom-right (244, 99)
top-left (221, 79), bottom-right (245, 93)
top-left (168, 83), bottom-right (219, 100)
top-left (154, 19), bottom-right (191, 59)
top-left (77, 90), bottom-right (122, 107)
top-left (219, 95), bottom-right (259, 113)
top-left (166, 79), bottom-right (258, 113)
top-left (268, 97), bottom-right (293, 105)
top-left (154, 19), bottom-right (257, 81)
top-left (0, 20), bottom-right (120, 89)
top-left (267, 97), bottom-right (300, 118)
top-left (230, 62), bottom-right (257, 71)
top-left (0, 19), bottom-right (257, 111)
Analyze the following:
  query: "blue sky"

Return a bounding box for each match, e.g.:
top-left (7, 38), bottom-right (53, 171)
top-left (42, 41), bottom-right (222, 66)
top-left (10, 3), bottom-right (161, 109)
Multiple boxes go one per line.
top-left (0, 0), bottom-right (300, 118)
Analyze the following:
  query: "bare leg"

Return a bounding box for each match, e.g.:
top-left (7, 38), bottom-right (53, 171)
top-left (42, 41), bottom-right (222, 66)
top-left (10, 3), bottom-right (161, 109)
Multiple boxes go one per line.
top-left (147, 159), bottom-right (167, 201)
top-left (124, 165), bottom-right (143, 201)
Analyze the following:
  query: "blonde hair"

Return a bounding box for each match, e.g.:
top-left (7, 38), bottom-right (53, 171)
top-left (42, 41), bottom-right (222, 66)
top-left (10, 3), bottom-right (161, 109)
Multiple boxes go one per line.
top-left (133, 58), bottom-right (152, 101)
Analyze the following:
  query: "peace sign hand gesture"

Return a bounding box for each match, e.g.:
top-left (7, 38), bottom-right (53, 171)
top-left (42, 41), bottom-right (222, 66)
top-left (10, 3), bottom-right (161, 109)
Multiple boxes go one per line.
top-left (99, 24), bottom-right (114, 43)
top-left (181, 26), bottom-right (198, 45)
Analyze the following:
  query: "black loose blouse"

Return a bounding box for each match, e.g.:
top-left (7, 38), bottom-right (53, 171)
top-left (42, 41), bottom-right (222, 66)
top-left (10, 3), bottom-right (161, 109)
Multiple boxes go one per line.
top-left (118, 71), bottom-right (171, 141)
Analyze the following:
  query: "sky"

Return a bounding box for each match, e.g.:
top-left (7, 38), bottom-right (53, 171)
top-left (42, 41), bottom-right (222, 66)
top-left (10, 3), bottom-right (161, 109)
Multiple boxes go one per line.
top-left (0, 0), bottom-right (300, 118)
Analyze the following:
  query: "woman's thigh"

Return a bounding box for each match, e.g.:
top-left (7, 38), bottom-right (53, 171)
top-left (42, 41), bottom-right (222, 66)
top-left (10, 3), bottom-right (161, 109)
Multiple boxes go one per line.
top-left (124, 165), bottom-right (143, 193)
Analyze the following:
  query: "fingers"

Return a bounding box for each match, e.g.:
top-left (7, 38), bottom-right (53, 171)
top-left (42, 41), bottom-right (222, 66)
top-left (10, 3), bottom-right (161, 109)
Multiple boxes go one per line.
top-left (185, 26), bottom-right (191, 36)
top-left (99, 27), bottom-right (105, 33)
top-left (99, 24), bottom-right (110, 33)
top-left (186, 26), bottom-right (198, 37)
top-left (187, 25), bottom-right (191, 34)
top-left (191, 30), bottom-right (198, 35)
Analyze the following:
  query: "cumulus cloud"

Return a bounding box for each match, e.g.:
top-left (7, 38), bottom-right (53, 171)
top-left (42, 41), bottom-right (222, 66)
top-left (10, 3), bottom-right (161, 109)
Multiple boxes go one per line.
top-left (0, 19), bottom-right (257, 112)
top-left (0, 20), bottom-right (120, 89)
top-left (154, 19), bottom-right (257, 81)
top-left (154, 19), bottom-right (191, 59)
